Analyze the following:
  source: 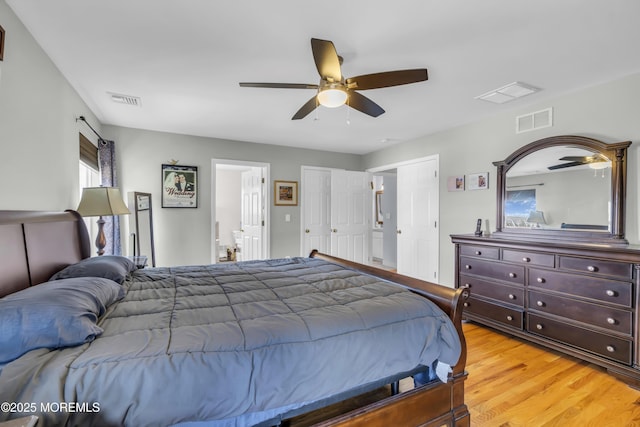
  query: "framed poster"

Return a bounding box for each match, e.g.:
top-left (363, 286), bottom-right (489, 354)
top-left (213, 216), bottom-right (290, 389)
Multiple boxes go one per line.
top-left (447, 175), bottom-right (465, 192)
top-left (274, 180), bottom-right (298, 206)
top-left (466, 172), bottom-right (489, 190)
top-left (161, 164), bottom-right (198, 208)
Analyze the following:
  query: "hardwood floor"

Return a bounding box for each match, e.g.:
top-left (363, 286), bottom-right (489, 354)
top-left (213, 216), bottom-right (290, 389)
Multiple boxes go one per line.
top-left (464, 321), bottom-right (640, 426)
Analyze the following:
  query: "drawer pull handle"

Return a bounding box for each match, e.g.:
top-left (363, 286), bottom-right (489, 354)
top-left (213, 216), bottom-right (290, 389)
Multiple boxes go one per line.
top-left (506, 315), bottom-right (513, 321)
top-left (463, 302), bottom-right (469, 307)
top-left (508, 272), bottom-right (516, 278)
top-left (606, 345), bottom-right (615, 353)
top-left (508, 294), bottom-right (516, 300)
top-left (463, 283), bottom-right (471, 288)
top-left (587, 265), bottom-right (597, 272)
top-left (536, 324), bottom-right (543, 330)
top-left (522, 257), bottom-right (530, 262)
top-left (536, 277), bottom-right (545, 283)
top-left (607, 317), bottom-right (616, 325)
top-left (475, 251), bottom-right (481, 256)
top-left (536, 301), bottom-right (545, 307)
top-left (606, 290), bottom-right (616, 297)
top-left (465, 265), bottom-right (471, 270)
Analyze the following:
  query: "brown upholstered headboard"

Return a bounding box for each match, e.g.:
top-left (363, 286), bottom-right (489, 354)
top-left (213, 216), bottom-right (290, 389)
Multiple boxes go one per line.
top-left (0, 210), bottom-right (91, 297)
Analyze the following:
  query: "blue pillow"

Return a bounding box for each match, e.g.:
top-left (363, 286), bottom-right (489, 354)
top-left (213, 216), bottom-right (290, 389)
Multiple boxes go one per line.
top-left (49, 255), bottom-right (136, 284)
top-left (0, 277), bottom-right (125, 364)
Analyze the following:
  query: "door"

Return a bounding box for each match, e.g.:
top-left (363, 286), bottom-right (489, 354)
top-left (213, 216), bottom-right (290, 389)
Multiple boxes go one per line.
top-left (241, 167), bottom-right (264, 261)
top-left (330, 170), bottom-right (371, 264)
top-left (301, 167), bottom-right (332, 256)
top-left (396, 159), bottom-right (439, 281)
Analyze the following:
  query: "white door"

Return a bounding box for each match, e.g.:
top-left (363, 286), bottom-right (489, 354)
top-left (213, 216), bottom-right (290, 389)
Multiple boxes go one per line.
top-left (396, 159), bottom-right (439, 281)
top-left (241, 167), bottom-right (264, 261)
top-left (330, 170), bottom-right (371, 264)
top-left (301, 168), bottom-right (331, 256)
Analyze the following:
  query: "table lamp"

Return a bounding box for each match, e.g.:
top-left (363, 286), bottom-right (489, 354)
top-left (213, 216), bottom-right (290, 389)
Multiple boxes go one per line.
top-left (76, 187), bottom-right (130, 256)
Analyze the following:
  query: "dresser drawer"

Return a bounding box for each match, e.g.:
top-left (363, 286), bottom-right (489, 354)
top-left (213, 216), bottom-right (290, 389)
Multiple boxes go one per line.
top-left (528, 290), bottom-right (632, 335)
top-left (502, 249), bottom-right (555, 267)
top-left (460, 274), bottom-right (524, 307)
top-left (460, 256), bottom-right (525, 285)
top-left (558, 256), bottom-right (633, 280)
top-left (459, 245), bottom-right (499, 260)
top-left (527, 313), bottom-right (632, 364)
top-left (528, 267), bottom-right (632, 307)
top-left (464, 297), bottom-right (523, 329)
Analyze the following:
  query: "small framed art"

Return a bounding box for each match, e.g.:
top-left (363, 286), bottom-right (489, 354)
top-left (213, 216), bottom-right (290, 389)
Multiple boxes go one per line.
top-left (447, 176), bottom-right (465, 192)
top-left (161, 164), bottom-right (198, 208)
top-left (0, 25), bottom-right (5, 61)
top-left (274, 180), bottom-right (298, 206)
top-left (466, 172), bottom-right (489, 190)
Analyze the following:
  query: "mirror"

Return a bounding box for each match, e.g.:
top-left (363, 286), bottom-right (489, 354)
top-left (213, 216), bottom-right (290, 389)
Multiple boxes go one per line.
top-left (494, 135), bottom-right (631, 244)
top-left (128, 192), bottom-right (156, 267)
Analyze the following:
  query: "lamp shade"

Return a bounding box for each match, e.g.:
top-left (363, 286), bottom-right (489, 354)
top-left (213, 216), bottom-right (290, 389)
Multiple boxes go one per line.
top-left (77, 187), bottom-right (130, 217)
top-left (527, 210), bottom-right (546, 225)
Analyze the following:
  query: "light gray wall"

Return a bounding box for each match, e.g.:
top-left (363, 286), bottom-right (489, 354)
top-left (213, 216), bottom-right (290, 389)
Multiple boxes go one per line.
top-left (363, 72), bottom-right (640, 286)
top-left (0, 1), bottom-right (101, 211)
top-left (104, 125), bottom-right (361, 266)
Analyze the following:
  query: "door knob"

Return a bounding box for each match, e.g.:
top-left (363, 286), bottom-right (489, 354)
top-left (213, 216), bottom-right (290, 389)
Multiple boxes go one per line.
top-left (305, 229), bottom-right (310, 233)
top-left (397, 229), bottom-right (402, 234)
top-left (332, 229), bottom-right (337, 233)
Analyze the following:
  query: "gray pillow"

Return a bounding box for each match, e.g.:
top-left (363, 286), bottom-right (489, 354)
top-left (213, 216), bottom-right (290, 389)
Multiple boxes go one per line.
top-left (0, 277), bottom-right (125, 364)
top-left (49, 255), bottom-right (136, 284)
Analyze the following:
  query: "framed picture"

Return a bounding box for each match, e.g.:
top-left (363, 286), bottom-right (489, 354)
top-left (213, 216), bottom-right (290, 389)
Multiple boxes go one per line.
top-left (466, 172), bottom-right (489, 191)
top-left (161, 164), bottom-right (198, 208)
top-left (447, 175), bottom-right (465, 192)
top-left (274, 180), bottom-right (298, 206)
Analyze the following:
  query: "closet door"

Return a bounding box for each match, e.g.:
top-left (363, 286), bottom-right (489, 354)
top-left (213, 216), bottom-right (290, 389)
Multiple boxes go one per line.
top-left (330, 170), bottom-right (371, 264)
top-left (301, 167), bottom-right (331, 256)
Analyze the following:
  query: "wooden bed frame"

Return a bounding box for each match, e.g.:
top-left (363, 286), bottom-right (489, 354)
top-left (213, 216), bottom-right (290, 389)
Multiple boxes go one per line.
top-left (0, 210), bottom-right (470, 427)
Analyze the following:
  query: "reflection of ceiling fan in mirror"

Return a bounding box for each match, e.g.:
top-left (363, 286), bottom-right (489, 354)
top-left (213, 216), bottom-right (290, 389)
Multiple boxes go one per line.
top-left (239, 38), bottom-right (428, 120)
top-left (547, 154), bottom-right (609, 170)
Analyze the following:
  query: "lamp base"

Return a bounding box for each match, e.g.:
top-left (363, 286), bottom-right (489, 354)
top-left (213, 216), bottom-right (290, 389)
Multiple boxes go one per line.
top-left (95, 216), bottom-right (107, 256)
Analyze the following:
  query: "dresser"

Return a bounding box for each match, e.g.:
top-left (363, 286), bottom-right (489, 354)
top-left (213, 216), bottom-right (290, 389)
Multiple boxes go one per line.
top-left (451, 234), bottom-right (640, 386)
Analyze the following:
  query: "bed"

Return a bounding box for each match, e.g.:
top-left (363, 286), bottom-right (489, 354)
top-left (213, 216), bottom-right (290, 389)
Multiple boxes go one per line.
top-left (0, 210), bottom-right (470, 427)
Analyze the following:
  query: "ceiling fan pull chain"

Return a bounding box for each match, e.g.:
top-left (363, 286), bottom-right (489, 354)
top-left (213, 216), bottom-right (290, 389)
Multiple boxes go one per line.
top-left (346, 100), bottom-right (351, 125)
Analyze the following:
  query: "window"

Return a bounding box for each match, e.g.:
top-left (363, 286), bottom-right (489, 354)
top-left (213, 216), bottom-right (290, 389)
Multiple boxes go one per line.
top-left (79, 133), bottom-right (100, 247)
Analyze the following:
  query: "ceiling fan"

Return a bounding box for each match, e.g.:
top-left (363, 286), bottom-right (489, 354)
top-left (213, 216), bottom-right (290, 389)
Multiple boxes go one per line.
top-left (547, 154), bottom-right (609, 170)
top-left (239, 38), bottom-right (428, 120)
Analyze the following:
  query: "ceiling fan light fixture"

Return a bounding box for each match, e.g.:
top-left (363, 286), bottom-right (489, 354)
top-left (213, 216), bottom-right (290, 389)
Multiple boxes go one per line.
top-left (317, 87), bottom-right (348, 108)
top-left (589, 161), bottom-right (610, 170)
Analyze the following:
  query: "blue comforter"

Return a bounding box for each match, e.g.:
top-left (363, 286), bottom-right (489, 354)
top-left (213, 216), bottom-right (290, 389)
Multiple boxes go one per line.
top-left (0, 257), bottom-right (460, 426)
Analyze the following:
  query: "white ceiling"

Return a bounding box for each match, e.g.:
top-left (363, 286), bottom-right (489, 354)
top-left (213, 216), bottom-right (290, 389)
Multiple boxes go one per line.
top-left (7, 0), bottom-right (640, 155)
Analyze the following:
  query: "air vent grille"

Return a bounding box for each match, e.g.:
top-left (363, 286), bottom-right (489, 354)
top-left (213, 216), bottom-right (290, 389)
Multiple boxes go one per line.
top-left (109, 92), bottom-right (141, 107)
top-left (516, 107), bottom-right (553, 133)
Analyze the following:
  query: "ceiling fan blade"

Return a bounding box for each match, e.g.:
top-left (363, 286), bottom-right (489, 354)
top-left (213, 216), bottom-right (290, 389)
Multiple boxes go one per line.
top-left (291, 96), bottom-right (319, 120)
top-left (239, 82), bottom-right (319, 89)
top-left (347, 91), bottom-right (385, 117)
top-left (548, 161), bottom-right (586, 170)
top-left (346, 69), bottom-right (428, 90)
top-left (310, 38), bottom-right (342, 82)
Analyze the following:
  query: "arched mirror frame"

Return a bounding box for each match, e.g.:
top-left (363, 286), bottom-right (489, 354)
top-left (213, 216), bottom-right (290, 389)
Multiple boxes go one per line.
top-left (493, 135), bottom-right (631, 244)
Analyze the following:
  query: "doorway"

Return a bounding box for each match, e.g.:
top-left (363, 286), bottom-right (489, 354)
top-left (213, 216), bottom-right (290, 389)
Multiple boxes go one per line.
top-left (211, 159), bottom-right (270, 264)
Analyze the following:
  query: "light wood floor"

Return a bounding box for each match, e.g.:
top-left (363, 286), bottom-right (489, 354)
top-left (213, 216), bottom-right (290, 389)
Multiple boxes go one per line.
top-left (464, 321), bottom-right (640, 426)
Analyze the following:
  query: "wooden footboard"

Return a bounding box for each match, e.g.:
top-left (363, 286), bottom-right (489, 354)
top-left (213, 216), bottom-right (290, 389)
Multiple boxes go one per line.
top-left (309, 250), bottom-right (470, 427)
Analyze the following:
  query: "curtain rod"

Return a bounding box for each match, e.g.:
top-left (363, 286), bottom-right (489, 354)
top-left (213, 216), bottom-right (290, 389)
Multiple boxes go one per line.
top-left (76, 115), bottom-right (107, 143)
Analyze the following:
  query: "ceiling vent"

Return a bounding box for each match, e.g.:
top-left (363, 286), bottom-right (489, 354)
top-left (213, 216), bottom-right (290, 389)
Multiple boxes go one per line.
top-left (516, 107), bottom-right (553, 133)
top-left (108, 92), bottom-right (141, 107)
top-left (475, 82), bottom-right (540, 104)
